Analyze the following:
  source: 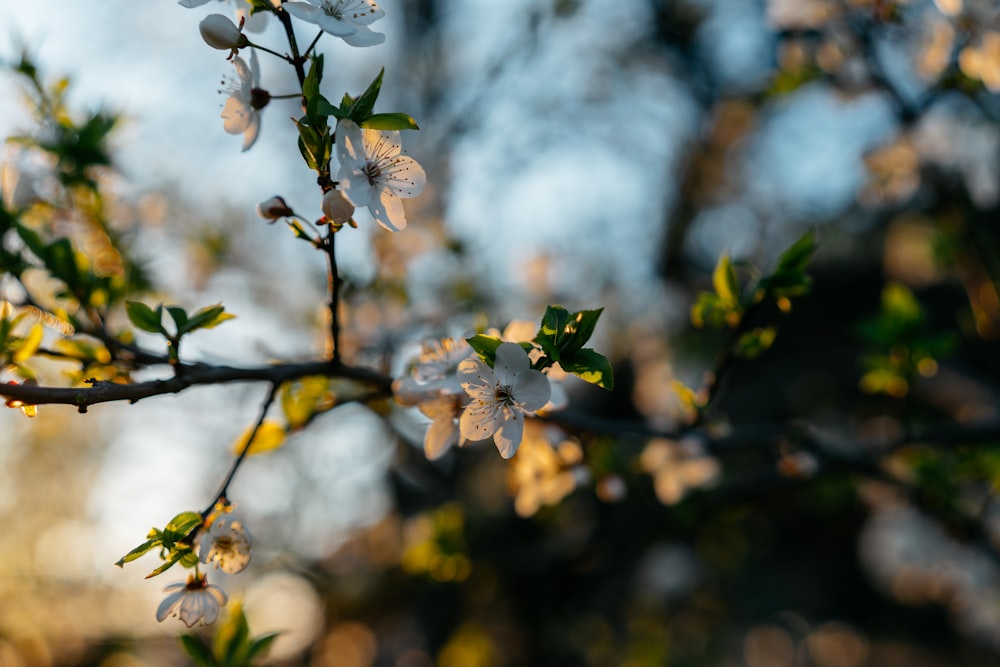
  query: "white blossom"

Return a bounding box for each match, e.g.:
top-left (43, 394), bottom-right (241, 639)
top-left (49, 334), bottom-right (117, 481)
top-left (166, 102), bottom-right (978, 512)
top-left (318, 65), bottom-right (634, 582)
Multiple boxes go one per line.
top-left (418, 394), bottom-right (464, 460)
top-left (283, 0), bottom-right (386, 47)
top-left (156, 573), bottom-right (228, 627)
top-left (321, 189), bottom-right (354, 224)
top-left (257, 195), bottom-right (294, 220)
top-left (220, 51), bottom-right (266, 151)
top-left (458, 342), bottom-right (551, 459)
top-left (393, 337), bottom-right (471, 405)
top-left (199, 14), bottom-right (247, 52)
top-left (336, 119), bottom-right (426, 232)
top-left (199, 514), bottom-right (252, 574)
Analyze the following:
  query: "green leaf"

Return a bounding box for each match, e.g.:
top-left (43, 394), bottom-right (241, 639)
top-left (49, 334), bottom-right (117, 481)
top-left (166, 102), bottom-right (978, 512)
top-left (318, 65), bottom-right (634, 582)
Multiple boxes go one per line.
top-left (15, 223), bottom-right (47, 258)
top-left (293, 118), bottom-right (329, 171)
top-left (144, 547), bottom-right (190, 579)
top-left (307, 93), bottom-right (340, 120)
top-left (166, 306), bottom-right (189, 333)
top-left (712, 253), bottom-right (739, 304)
top-left (360, 112), bottom-right (420, 131)
top-left (184, 304), bottom-right (235, 333)
top-left (45, 238), bottom-right (79, 286)
top-left (734, 326), bottom-right (777, 359)
top-left (115, 538), bottom-right (160, 568)
top-left (247, 634), bottom-right (279, 662)
top-left (163, 511), bottom-right (203, 544)
top-left (303, 54), bottom-right (323, 101)
top-left (181, 635), bottom-right (218, 667)
top-left (561, 307), bottom-right (603, 354)
top-left (467, 334), bottom-right (503, 366)
top-left (560, 348), bottom-right (614, 390)
top-left (539, 305), bottom-right (572, 340)
top-left (351, 68), bottom-right (384, 121)
top-left (126, 301), bottom-right (165, 335)
top-left (775, 229), bottom-right (817, 274)
top-left (214, 602), bottom-right (251, 666)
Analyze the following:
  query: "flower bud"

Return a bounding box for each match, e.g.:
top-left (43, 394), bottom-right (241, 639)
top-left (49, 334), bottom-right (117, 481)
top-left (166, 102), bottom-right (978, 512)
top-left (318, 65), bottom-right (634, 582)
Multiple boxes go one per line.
top-left (256, 195), bottom-right (293, 220)
top-left (199, 14), bottom-right (247, 51)
top-left (321, 189), bottom-right (354, 224)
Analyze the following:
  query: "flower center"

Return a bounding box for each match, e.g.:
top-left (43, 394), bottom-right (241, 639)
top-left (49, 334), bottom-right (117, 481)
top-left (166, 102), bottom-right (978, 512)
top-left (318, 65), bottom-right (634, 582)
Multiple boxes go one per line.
top-left (320, 0), bottom-right (345, 19)
top-left (363, 161), bottom-right (382, 186)
top-left (494, 384), bottom-right (514, 406)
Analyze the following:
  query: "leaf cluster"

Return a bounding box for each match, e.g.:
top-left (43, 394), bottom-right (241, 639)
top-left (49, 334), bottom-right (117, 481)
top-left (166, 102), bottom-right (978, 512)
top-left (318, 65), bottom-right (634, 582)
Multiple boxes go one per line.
top-left (181, 603), bottom-right (278, 667)
top-left (115, 511), bottom-right (202, 578)
top-left (467, 305), bottom-right (614, 390)
top-left (691, 230), bottom-right (817, 359)
top-left (295, 58), bottom-right (418, 179)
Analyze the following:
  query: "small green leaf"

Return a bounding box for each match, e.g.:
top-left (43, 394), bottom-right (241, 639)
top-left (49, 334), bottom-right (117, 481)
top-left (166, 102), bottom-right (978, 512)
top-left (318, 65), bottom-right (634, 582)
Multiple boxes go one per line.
top-left (115, 538), bottom-right (161, 568)
top-left (184, 304), bottom-right (235, 332)
top-left (144, 548), bottom-right (190, 579)
top-left (735, 326), bottom-right (777, 359)
top-left (126, 301), bottom-right (165, 334)
top-left (560, 348), bottom-right (614, 390)
top-left (46, 238), bottom-right (79, 286)
top-left (538, 305), bottom-right (571, 340)
top-left (167, 306), bottom-right (189, 333)
top-left (303, 54), bottom-right (323, 101)
top-left (214, 602), bottom-right (251, 666)
top-left (247, 634), bottom-right (279, 662)
top-left (712, 253), bottom-right (739, 304)
top-left (561, 308), bottom-right (603, 354)
top-left (775, 229), bottom-right (817, 274)
top-left (467, 334), bottom-right (503, 366)
top-left (181, 635), bottom-right (218, 667)
top-left (351, 68), bottom-right (384, 121)
top-left (307, 94), bottom-right (340, 120)
top-left (163, 511), bottom-right (203, 544)
top-left (360, 112), bottom-right (420, 131)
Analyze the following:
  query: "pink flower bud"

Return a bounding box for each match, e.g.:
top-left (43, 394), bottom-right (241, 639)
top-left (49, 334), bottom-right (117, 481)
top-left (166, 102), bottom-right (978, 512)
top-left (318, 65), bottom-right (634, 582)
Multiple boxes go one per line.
top-left (199, 14), bottom-right (247, 51)
top-left (321, 189), bottom-right (354, 224)
top-left (256, 195), bottom-right (293, 220)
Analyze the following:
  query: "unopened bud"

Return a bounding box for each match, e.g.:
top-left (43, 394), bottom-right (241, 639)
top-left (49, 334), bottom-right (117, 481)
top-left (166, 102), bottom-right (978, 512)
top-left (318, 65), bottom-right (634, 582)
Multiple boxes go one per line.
top-left (321, 189), bottom-right (354, 224)
top-left (256, 195), bottom-right (293, 220)
top-left (199, 14), bottom-right (248, 51)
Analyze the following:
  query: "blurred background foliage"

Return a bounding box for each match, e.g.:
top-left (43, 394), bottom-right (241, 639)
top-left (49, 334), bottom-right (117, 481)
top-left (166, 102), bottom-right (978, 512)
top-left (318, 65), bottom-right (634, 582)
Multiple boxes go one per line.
top-left (3, 0), bottom-right (1000, 665)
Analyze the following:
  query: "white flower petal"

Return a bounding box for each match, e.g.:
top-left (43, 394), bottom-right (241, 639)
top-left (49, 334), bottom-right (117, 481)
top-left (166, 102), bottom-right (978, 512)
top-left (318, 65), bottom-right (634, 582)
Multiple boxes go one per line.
top-left (494, 342), bottom-right (531, 381)
top-left (221, 97), bottom-right (251, 134)
top-left (156, 589), bottom-right (184, 622)
top-left (460, 400), bottom-right (503, 441)
top-left (424, 417), bottom-right (459, 460)
top-left (342, 24), bottom-right (385, 47)
top-left (368, 187), bottom-right (407, 232)
top-left (458, 357), bottom-right (493, 389)
top-left (513, 370), bottom-right (551, 413)
top-left (385, 155), bottom-right (426, 199)
top-left (241, 112), bottom-right (261, 151)
top-left (494, 409), bottom-right (525, 459)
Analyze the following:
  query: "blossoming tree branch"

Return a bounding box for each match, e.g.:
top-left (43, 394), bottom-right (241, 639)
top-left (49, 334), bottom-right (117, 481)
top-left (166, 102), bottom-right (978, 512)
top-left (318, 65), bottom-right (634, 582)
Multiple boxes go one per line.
top-left (0, 0), bottom-right (630, 647)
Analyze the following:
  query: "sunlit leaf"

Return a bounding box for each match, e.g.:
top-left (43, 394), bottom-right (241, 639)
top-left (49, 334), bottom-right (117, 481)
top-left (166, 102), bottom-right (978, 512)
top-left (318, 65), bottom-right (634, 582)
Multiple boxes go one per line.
top-left (360, 113), bottom-right (420, 131)
top-left (180, 635), bottom-right (217, 667)
top-left (467, 334), bottom-right (504, 366)
top-left (560, 348), bottom-right (614, 390)
top-left (351, 68), bottom-right (384, 121)
top-left (184, 304), bottom-right (235, 332)
top-left (214, 601), bottom-right (251, 666)
top-left (735, 326), bottom-right (777, 359)
top-left (232, 420), bottom-right (286, 457)
top-left (712, 253), bottom-right (739, 304)
top-left (115, 538), bottom-right (161, 568)
top-left (11, 323), bottom-right (43, 363)
top-left (125, 301), bottom-right (165, 335)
